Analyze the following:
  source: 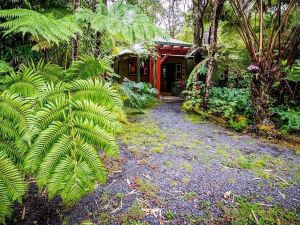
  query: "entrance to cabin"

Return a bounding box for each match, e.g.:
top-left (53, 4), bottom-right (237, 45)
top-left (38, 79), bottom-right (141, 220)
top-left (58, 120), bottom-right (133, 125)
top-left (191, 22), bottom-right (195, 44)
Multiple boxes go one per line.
top-left (161, 64), bottom-right (175, 93)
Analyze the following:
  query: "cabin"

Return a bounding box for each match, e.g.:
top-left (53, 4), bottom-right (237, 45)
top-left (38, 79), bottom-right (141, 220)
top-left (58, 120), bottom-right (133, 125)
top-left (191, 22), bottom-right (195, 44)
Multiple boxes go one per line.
top-left (114, 38), bottom-right (195, 96)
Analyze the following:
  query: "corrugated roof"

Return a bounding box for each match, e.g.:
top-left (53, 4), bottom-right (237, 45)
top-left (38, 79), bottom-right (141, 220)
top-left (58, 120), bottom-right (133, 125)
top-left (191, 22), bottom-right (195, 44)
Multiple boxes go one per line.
top-left (116, 37), bottom-right (192, 57)
top-left (154, 37), bottom-right (192, 47)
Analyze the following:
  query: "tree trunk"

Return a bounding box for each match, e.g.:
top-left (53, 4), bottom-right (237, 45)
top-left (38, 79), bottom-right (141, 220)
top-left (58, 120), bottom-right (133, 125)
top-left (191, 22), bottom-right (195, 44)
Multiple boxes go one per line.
top-left (203, 0), bottom-right (224, 108)
top-left (72, 0), bottom-right (81, 61)
top-left (251, 72), bottom-right (274, 126)
top-left (94, 0), bottom-right (107, 57)
top-left (193, 0), bottom-right (208, 64)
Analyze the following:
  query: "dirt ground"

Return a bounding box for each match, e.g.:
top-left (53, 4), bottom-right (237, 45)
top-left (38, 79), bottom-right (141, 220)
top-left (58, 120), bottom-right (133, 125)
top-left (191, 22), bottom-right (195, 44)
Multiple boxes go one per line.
top-left (12, 102), bottom-right (300, 225)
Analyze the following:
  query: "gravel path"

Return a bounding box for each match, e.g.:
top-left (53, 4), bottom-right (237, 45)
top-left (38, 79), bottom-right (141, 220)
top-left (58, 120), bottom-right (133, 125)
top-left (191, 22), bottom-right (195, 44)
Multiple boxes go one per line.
top-left (65, 102), bottom-right (300, 225)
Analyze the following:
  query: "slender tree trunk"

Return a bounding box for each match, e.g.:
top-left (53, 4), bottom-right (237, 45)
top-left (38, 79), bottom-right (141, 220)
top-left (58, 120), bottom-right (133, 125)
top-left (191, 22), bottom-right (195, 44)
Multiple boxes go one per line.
top-left (94, 0), bottom-right (107, 57)
top-left (72, 0), bottom-right (81, 61)
top-left (203, 0), bottom-right (224, 108)
top-left (193, 0), bottom-right (208, 64)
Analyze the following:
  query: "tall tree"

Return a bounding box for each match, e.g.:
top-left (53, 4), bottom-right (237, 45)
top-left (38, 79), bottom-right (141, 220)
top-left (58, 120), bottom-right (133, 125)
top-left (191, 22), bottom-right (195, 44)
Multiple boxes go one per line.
top-left (203, 0), bottom-right (224, 108)
top-left (230, 0), bottom-right (300, 126)
top-left (94, 0), bottom-right (107, 57)
top-left (193, 0), bottom-right (208, 64)
top-left (72, 0), bottom-right (81, 61)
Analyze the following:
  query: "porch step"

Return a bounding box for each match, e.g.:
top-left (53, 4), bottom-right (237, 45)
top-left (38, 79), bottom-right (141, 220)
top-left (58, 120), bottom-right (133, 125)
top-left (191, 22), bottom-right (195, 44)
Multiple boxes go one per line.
top-left (160, 95), bottom-right (184, 102)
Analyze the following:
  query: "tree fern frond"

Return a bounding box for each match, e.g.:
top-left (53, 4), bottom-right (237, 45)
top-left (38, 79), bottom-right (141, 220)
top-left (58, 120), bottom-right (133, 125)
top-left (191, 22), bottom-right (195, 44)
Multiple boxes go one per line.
top-left (71, 100), bottom-right (122, 132)
top-left (0, 139), bottom-right (22, 165)
top-left (0, 9), bottom-right (80, 45)
top-left (0, 152), bottom-right (26, 223)
top-left (73, 118), bottom-right (119, 157)
top-left (0, 91), bottom-right (32, 134)
top-left (2, 68), bottom-right (45, 97)
top-left (69, 79), bottom-right (124, 115)
top-left (67, 55), bottom-right (113, 80)
top-left (25, 121), bottom-right (68, 173)
top-left (35, 98), bottom-right (68, 131)
top-left (20, 60), bottom-right (66, 84)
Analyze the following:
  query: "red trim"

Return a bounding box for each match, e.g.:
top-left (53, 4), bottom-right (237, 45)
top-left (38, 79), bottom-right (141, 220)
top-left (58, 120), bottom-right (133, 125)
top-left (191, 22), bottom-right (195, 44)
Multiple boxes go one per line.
top-left (149, 58), bottom-right (154, 86)
top-left (161, 54), bottom-right (169, 64)
top-left (156, 55), bottom-right (161, 95)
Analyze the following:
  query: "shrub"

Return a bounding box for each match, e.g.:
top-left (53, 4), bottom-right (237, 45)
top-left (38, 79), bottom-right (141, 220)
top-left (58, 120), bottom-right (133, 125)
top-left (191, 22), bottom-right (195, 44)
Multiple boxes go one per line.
top-left (0, 57), bottom-right (124, 221)
top-left (272, 107), bottom-right (300, 133)
top-left (120, 78), bottom-right (158, 110)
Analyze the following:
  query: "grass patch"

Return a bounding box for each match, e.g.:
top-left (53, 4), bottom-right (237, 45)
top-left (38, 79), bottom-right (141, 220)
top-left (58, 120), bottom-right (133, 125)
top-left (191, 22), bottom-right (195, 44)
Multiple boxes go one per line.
top-left (182, 162), bottom-right (192, 173)
top-left (224, 196), bottom-right (300, 225)
top-left (181, 177), bottom-right (190, 184)
top-left (183, 113), bottom-right (203, 124)
top-left (164, 160), bottom-right (173, 169)
top-left (119, 201), bottom-right (145, 223)
top-left (151, 146), bottom-right (164, 154)
top-left (183, 191), bottom-right (197, 201)
top-left (165, 210), bottom-right (176, 220)
top-left (121, 120), bottom-right (165, 147)
top-left (134, 177), bottom-right (159, 198)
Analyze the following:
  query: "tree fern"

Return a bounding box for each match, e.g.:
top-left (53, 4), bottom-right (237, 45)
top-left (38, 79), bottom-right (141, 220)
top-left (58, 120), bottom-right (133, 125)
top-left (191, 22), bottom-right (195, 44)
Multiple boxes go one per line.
top-left (67, 55), bottom-right (113, 80)
top-left (0, 9), bottom-right (81, 45)
top-left (0, 91), bottom-right (31, 223)
top-left (20, 60), bottom-right (66, 84)
top-left (0, 58), bottom-right (126, 220)
top-left (0, 152), bottom-right (27, 224)
top-left (75, 2), bottom-right (163, 50)
top-left (25, 78), bottom-right (123, 202)
top-left (1, 68), bottom-right (45, 97)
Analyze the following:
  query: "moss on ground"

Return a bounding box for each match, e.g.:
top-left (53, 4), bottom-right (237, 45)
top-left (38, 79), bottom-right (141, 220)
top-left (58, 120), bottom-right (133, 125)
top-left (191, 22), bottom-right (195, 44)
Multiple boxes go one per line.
top-left (183, 113), bottom-right (203, 124)
top-left (121, 119), bottom-right (165, 147)
top-left (134, 177), bottom-right (159, 199)
top-left (118, 201), bottom-right (145, 223)
top-left (183, 191), bottom-right (197, 201)
top-left (223, 196), bottom-right (300, 225)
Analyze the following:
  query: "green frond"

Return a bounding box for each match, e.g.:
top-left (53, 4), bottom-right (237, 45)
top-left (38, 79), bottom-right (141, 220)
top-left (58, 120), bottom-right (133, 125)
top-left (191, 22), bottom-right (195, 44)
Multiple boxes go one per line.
top-left (0, 152), bottom-right (26, 223)
top-left (2, 68), bottom-right (45, 97)
top-left (0, 91), bottom-right (32, 134)
top-left (35, 133), bottom-right (107, 202)
top-left (20, 60), bottom-right (66, 84)
top-left (40, 82), bottom-right (67, 103)
top-left (25, 121), bottom-right (69, 173)
top-left (0, 139), bottom-right (22, 165)
top-left (71, 100), bottom-right (122, 133)
top-left (0, 9), bottom-right (81, 45)
top-left (72, 118), bottom-right (119, 157)
top-left (35, 98), bottom-right (68, 131)
top-left (69, 79), bottom-right (124, 116)
top-left (67, 55), bottom-right (113, 80)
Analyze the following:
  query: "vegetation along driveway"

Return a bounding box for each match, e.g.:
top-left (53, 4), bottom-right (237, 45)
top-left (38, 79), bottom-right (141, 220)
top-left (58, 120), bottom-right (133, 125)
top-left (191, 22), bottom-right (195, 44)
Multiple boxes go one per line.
top-left (66, 102), bottom-right (300, 225)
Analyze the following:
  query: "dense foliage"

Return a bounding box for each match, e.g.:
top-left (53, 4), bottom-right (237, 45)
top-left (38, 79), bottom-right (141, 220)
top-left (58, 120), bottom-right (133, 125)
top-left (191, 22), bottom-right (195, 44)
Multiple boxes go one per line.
top-left (0, 57), bottom-right (126, 222)
top-left (121, 78), bottom-right (158, 110)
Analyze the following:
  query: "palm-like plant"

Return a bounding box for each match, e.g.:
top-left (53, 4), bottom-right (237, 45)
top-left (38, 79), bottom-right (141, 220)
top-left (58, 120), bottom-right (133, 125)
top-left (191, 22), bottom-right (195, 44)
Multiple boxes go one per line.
top-left (0, 9), bottom-right (81, 47)
top-left (26, 79), bottom-right (123, 202)
top-left (0, 91), bottom-right (30, 223)
top-left (76, 1), bottom-right (163, 51)
top-left (0, 57), bottom-right (125, 221)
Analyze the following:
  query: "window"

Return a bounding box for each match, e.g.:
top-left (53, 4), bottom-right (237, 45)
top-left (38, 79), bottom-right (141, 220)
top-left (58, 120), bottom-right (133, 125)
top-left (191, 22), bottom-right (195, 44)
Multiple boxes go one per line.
top-left (175, 64), bottom-right (182, 80)
top-left (128, 59), bottom-right (149, 76)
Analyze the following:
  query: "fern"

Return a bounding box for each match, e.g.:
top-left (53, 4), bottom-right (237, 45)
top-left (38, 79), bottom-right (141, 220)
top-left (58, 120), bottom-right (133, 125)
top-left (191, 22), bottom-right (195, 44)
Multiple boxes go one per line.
top-left (67, 55), bottom-right (113, 80)
top-left (25, 78), bottom-right (123, 202)
top-left (0, 9), bottom-right (81, 45)
top-left (1, 68), bottom-right (45, 97)
top-left (0, 59), bottom-right (125, 220)
top-left (20, 60), bottom-right (66, 84)
top-left (0, 91), bottom-right (31, 223)
top-left (76, 2), bottom-right (163, 49)
top-left (120, 78), bottom-right (158, 109)
top-left (0, 152), bottom-right (27, 224)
